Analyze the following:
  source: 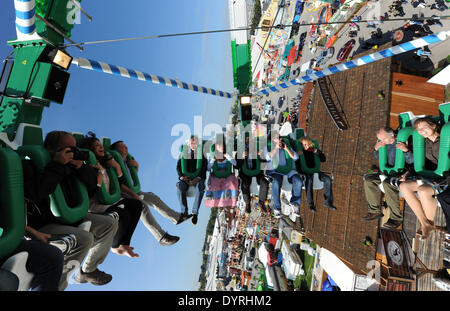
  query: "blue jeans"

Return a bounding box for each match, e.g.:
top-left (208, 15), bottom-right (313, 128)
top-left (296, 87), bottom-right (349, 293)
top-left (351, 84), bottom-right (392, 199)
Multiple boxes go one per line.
top-left (176, 179), bottom-right (205, 215)
top-left (305, 172), bottom-right (334, 207)
top-left (267, 171), bottom-right (303, 211)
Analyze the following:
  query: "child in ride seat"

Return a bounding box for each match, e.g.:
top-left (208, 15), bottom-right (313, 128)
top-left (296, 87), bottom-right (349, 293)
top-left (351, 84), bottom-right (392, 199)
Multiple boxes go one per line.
top-left (296, 136), bottom-right (336, 212)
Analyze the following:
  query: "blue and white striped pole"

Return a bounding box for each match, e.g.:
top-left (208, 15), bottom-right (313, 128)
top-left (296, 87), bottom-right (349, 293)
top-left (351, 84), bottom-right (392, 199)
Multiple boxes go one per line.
top-left (72, 57), bottom-right (234, 99)
top-left (254, 31), bottom-right (450, 96)
top-left (14, 0), bottom-right (40, 41)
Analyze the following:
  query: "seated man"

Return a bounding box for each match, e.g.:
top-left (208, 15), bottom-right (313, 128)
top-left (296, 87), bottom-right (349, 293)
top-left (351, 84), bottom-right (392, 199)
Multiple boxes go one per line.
top-left (263, 132), bottom-right (302, 219)
top-left (296, 136), bottom-right (336, 212)
top-left (236, 135), bottom-right (269, 214)
top-left (23, 131), bottom-right (118, 289)
top-left (110, 140), bottom-right (186, 246)
top-left (361, 126), bottom-right (413, 229)
top-left (175, 135), bottom-right (208, 225)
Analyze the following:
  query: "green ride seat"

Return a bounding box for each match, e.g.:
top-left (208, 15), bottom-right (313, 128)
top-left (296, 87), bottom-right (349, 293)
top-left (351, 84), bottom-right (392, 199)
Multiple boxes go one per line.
top-left (378, 126), bottom-right (414, 176)
top-left (16, 145), bottom-right (89, 225)
top-left (237, 131), bottom-right (262, 177)
top-left (83, 149), bottom-right (122, 205)
top-left (267, 137), bottom-right (294, 175)
top-left (439, 102), bottom-right (450, 123)
top-left (412, 122), bottom-right (450, 180)
top-left (209, 141), bottom-right (233, 179)
top-left (0, 148), bottom-right (25, 261)
top-left (109, 150), bottom-right (141, 194)
top-left (71, 132), bottom-right (84, 147)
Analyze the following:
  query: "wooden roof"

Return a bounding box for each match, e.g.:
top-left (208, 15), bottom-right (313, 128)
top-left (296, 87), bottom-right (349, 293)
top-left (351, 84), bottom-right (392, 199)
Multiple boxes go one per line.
top-left (389, 72), bottom-right (445, 129)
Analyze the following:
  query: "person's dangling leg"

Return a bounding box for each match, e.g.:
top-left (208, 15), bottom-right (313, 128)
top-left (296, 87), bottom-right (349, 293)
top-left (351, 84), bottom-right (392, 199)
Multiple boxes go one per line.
top-left (240, 175), bottom-right (252, 213)
top-left (176, 180), bottom-right (189, 215)
top-left (320, 172), bottom-right (335, 209)
top-left (140, 191), bottom-right (180, 224)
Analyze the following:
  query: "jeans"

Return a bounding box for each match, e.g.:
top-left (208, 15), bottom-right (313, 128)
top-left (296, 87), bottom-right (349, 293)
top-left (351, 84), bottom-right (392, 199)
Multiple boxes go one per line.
top-left (305, 172), bottom-right (334, 207)
top-left (139, 191), bottom-right (181, 242)
top-left (239, 173), bottom-right (269, 206)
top-left (176, 179), bottom-right (206, 215)
top-left (8, 239), bottom-right (64, 291)
top-left (267, 171), bottom-right (303, 211)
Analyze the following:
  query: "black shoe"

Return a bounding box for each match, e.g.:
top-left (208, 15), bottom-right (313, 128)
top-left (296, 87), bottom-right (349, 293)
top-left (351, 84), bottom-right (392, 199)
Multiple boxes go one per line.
top-left (309, 205), bottom-right (316, 212)
top-left (382, 219), bottom-right (402, 230)
top-left (361, 212), bottom-right (384, 222)
top-left (192, 214), bottom-right (198, 225)
top-left (74, 268), bottom-right (112, 286)
top-left (159, 233), bottom-right (180, 246)
top-left (176, 213), bottom-right (193, 225)
top-left (325, 204), bottom-right (337, 211)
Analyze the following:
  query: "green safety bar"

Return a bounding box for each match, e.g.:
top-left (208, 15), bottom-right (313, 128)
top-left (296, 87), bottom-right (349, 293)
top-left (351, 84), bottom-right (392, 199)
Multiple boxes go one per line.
top-left (412, 122), bottom-right (450, 179)
top-left (239, 133), bottom-right (262, 177)
top-left (267, 137), bottom-right (293, 175)
top-left (291, 128), bottom-right (321, 174)
top-left (297, 139), bottom-right (321, 174)
top-left (0, 148), bottom-right (26, 260)
top-left (179, 144), bottom-right (203, 179)
top-left (109, 150), bottom-right (141, 193)
top-left (242, 158), bottom-right (261, 177)
top-left (83, 149), bottom-right (121, 205)
top-left (210, 143), bottom-right (233, 179)
top-left (17, 145), bottom-right (89, 225)
top-left (378, 127), bottom-right (414, 175)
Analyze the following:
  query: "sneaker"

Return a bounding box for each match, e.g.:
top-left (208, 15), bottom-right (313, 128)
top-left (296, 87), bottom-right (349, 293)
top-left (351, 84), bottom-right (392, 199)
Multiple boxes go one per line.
top-left (176, 213), bottom-right (192, 225)
top-left (382, 219), bottom-right (402, 230)
top-left (361, 212), bottom-right (384, 222)
top-left (74, 268), bottom-right (112, 286)
top-left (192, 214), bottom-right (198, 225)
top-left (290, 204), bottom-right (300, 217)
top-left (309, 204), bottom-right (316, 212)
top-left (159, 233), bottom-right (180, 246)
top-left (273, 209), bottom-right (281, 219)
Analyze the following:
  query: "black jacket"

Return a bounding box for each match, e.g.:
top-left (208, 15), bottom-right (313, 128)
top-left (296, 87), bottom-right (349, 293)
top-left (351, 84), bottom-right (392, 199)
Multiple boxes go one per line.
top-left (23, 159), bottom-right (98, 229)
top-left (176, 149), bottom-right (208, 180)
top-left (295, 148), bottom-right (326, 173)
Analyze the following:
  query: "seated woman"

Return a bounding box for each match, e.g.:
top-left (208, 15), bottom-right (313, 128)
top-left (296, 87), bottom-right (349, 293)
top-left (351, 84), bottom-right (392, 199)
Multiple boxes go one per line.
top-left (399, 117), bottom-right (446, 239)
top-left (236, 135), bottom-right (269, 214)
top-left (296, 137), bottom-right (336, 212)
top-left (80, 133), bottom-right (143, 258)
top-left (204, 140), bottom-right (239, 215)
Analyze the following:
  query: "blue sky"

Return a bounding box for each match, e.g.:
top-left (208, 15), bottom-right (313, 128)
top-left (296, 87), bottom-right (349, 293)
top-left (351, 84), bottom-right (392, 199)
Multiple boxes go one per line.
top-left (0, 0), bottom-right (234, 290)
